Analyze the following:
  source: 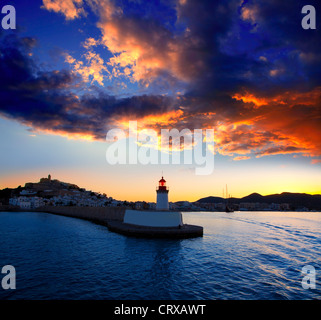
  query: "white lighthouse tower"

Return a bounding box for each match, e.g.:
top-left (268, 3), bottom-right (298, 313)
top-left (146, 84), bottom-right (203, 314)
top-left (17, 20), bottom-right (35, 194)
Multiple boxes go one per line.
top-left (156, 176), bottom-right (169, 210)
top-left (110, 175), bottom-right (203, 237)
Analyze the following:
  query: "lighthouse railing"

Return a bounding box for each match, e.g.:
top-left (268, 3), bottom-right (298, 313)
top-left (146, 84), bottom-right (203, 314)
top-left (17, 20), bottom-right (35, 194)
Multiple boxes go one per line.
top-left (156, 186), bottom-right (169, 191)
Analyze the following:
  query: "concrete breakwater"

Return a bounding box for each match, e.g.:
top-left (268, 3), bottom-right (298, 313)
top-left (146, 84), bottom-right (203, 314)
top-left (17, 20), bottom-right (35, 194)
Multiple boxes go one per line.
top-left (36, 206), bottom-right (126, 225)
top-left (1, 205), bottom-right (203, 238)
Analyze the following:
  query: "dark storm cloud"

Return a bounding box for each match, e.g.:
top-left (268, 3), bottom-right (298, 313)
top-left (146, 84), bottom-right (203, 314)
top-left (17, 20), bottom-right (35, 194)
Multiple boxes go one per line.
top-left (0, 32), bottom-right (178, 139)
top-left (0, 0), bottom-right (320, 157)
top-left (177, 0), bottom-right (321, 108)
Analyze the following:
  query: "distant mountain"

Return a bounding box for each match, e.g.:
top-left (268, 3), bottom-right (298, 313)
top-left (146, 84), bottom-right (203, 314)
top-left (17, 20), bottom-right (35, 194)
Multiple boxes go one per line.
top-left (238, 192), bottom-right (265, 202)
top-left (195, 196), bottom-right (225, 203)
top-left (197, 192), bottom-right (321, 210)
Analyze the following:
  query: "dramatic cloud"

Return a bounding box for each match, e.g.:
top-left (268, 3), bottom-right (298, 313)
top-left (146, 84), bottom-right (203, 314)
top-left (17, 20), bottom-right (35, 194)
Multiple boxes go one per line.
top-left (94, 1), bottom-right (191, 87)
top-left (42, 0), bottom-right (85, 20)
top-left (0, 33), bottom-right (178, 140)
top-left (64, 51), bottom-right (108, 86)
top-left (1, 0), bottom-right (320, 162)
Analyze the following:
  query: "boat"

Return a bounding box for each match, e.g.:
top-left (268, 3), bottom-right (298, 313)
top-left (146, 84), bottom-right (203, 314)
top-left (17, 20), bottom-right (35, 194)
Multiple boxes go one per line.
top-left (225, 184), bottom-right (234, 213)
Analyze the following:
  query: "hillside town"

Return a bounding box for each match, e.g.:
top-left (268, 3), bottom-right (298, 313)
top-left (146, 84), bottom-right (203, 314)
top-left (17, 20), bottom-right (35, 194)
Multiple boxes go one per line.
top-left (0, 175), bottom-right (318, 212)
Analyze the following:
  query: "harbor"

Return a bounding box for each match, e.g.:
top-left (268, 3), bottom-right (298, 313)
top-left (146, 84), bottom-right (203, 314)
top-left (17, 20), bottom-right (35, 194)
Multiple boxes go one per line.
top-left (1, 210), bottom-right (320, 300)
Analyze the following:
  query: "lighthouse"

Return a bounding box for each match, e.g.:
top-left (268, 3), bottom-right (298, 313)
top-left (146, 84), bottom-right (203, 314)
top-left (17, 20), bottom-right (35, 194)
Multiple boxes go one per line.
top-left (111, 175), bottom-right (203, 238)
top-left (156, 176), bottom-right (169, 210)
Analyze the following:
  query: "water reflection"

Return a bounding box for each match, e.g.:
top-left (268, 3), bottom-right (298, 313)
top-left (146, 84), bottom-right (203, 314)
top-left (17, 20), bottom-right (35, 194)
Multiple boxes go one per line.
top-left (122, 237), bottom-right (184, 299)
top-left (1, 211), bottom-right (321, 299)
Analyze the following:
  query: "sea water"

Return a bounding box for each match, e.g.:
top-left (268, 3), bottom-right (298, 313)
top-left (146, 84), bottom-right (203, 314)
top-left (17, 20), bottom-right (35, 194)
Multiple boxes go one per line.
top-left (0, 211), bottom-right (320, 300)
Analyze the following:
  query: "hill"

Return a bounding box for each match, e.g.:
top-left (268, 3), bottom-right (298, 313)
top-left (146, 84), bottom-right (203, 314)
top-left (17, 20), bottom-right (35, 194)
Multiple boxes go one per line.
top-left (0, 175), bottom-right (82, 205)
top-left (197, 192), bottom-right (321, 211)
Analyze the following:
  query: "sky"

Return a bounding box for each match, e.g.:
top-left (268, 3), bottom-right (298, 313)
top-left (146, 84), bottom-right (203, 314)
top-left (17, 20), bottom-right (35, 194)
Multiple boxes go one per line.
top-left (0, 0), bottom-right (320, 202)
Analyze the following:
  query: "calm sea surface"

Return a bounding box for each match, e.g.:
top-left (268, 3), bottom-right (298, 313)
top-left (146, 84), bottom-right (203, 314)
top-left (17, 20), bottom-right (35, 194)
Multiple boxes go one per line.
top-left (0, 211), bottom-right (320, 300)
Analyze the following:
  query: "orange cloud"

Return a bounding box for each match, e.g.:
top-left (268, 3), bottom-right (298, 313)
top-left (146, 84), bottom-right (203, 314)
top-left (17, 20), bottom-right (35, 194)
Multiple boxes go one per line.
top-left (89, 1), bottom-right (201, 87)
top-left (98, 20), bottom-right (181, 85)
top-left (233, 156), bottom-right (251, 161)
top-left (106, 85), bottom-right (320, 161)
top-left (42, 0), bottom-right (207, 87)
top-left (227, 87), bottom-right (321, 159)
top-left (241, 6), bottom-right (259, 24)
top-left (64, 51), bottom-right (108, 86)
top-left (116, 109), bottom-right (185, 131)
top-left (42, 0), bottom-right (85, 20)
top-left (232, 92), bottom-right (268, 108)
top-left (109, 109), bottom-right (217, 153)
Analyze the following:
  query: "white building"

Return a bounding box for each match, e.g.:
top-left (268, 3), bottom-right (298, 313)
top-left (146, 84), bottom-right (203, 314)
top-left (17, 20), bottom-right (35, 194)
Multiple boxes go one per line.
top-left (123, 176), bottom-right (183, 228)
top-left (156, 176), bottom-right (169, 210)
top-left (9, 196), bottom-right (44, 209)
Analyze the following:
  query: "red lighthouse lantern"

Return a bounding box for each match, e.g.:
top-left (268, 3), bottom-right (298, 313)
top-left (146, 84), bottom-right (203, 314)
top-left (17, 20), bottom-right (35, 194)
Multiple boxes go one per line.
top-left (158, 176), bottom-right (167, 191)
